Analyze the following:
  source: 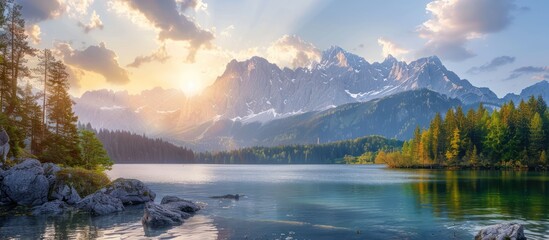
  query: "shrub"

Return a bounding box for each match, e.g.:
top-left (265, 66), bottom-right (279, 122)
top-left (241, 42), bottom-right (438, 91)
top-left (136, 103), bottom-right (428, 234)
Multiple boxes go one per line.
top-left (56, 167), bottom-right (111, 196)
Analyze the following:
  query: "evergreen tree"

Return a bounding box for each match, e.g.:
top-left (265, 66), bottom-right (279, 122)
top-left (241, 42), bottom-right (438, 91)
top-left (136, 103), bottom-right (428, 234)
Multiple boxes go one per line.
top-left (42, 60), bottom-right (81, 165)
top-left (80, 130), bottom-right (113, 170)
top-left (529, 112), bottom-right (544, 161)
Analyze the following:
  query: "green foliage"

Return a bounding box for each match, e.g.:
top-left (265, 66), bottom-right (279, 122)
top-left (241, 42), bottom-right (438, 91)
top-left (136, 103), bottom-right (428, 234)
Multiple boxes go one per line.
top-left (389, 96), bottom-right (549, 170)
top-left (56, 167), bottom-right (110, 197)
top-left (79, 130), bottom-right (113, 170)
top-left (197, 136), bottom-right (402, 164)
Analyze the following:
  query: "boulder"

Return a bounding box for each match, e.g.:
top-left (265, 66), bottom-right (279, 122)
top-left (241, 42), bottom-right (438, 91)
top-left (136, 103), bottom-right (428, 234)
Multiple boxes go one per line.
top-left (42, 163), bottom-right (61, 186)
top-left (50, 183), bottom-right (81, 205)
top-left (1, 159), bottom-right (49, 206)
top-left (0, 186), bottom-right (12, 206)
top-left (161, 196), bottom-right (200, 217)
top-left (104, 178), bottom-right (156, 205)
top-left (141, 197), bottom-right (202, 229)
top-left (475, 222), bottom-right (527, 240)
top-left (0, 129), bottom-right (9, 162)
top-left (31, 200), bottom-right (70, 216)
top-left (141, 202), bottom-right (183, 228)
top-left (76, 191), bottom-right (124, 215)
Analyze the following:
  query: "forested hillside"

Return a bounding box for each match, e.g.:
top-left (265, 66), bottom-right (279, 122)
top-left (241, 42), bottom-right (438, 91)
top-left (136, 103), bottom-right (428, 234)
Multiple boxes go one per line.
top-left (196, 136), bottom-right (402, 164)
top-left (94, 129), bottom-right (195, 163)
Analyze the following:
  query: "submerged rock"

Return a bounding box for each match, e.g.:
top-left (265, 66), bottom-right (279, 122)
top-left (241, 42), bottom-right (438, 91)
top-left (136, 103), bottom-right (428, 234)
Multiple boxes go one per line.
top-left (210, 194), bottom-right (240, 200)
top-left (31, 200), bottom-right (70, 216)
top-left (1, 159), bottom-right (49, 206)
top-left (76, 191), bottom-right (124, 215)
top-left (475, 222), bottom-right (527, 240)
top-left (104, 178), bottom-right (156, 205)
top-left (50, 183), bottom-right (81, 205)
top-left (141, 196), bottom-right (201, 228)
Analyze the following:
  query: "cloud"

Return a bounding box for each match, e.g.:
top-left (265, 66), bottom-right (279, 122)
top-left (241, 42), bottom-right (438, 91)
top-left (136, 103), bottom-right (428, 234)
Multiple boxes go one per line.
top-left (220, 25), bottom-right (235, 37)
top-left (127, 45), bottom-right (170, 68)
top-left (18, 0), bottom-right (93, 23)
top-left (26, 24), bottom-right (41, 45)
top-left (114, 0), bottom-right (214, 63)
top-left (18, 0), bottom-right (64, 23)
top-left (55, 42), bottom-right (130, 84)
top-left (505, 66), bottom-right (549, 80)
top-left (266, 35), bottom-right (321, 69)
top-left (467, 56), bottom-right (515, 74)
top-left (179, 0), bottom-right (208, 12)
top-left (78, 10), bottom-right (104, 33)
top-left (418, 0), bottom-right (518, 61)
top-left (377, 38), bottom-right (410, 60)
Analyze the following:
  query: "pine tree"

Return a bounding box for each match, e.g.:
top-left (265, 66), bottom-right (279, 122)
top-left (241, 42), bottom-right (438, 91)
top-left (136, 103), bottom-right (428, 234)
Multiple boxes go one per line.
top-left (42, 60), bottom-right (81, 165)
top-left (80, 130), bottom-right (113, 170)
top-left (529, 112), bottom-right (544, 161)
top-left (445, 127), bottom-right (460, 166)
top-left (18, 82), bottom-right (44, 154)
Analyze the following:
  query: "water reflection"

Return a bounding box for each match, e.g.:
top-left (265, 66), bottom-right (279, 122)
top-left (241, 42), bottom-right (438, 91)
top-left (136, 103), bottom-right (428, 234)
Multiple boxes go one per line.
top-left (403, 169), bottom-right (549, 239)
top-left (1, 165), bottom-right (548, 239)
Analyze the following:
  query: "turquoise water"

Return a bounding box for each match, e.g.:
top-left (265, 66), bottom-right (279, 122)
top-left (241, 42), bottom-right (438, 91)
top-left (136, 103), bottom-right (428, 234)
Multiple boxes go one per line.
top-left (1, 164), bottom-right (548, 239)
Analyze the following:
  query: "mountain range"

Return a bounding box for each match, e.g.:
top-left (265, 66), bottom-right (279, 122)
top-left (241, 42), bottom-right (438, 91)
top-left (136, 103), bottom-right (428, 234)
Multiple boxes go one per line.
top-left (73, 46), bottom-right (549, 151)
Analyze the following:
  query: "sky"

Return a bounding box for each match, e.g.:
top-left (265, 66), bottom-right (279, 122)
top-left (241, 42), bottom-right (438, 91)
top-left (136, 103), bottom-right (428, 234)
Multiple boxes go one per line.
top-left (20, 0), bottom-right (549, 97)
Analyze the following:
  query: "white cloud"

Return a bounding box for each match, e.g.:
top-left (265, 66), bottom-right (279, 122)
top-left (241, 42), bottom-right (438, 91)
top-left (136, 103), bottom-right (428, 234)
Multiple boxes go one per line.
top-left (127, 44), bottom-right (170, 68)
top-left (78, 10), bottom-right (104, 33)
top-left (377, 38), bottom-right (409, 60)
top-left (418, 0), bottom-right (518, 61)
top-left (266, 35), bottom-right (321, 69)
top-left (220, 25), bottom-right (235, 37)
top-left (26, 24), bottom-right (42, 45)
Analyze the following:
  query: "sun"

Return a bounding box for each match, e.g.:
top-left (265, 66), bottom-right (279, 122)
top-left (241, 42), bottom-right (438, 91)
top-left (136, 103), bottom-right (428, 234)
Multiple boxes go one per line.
top-left (181, 80), bottom-right (201, 96)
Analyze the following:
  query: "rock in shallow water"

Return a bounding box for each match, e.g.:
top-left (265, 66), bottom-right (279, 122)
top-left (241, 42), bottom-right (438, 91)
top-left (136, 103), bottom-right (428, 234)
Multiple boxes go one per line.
top-left (142, 202), bottom-right (183, 228)
top-left (1, 159), bottom-right (49, 206)
top-left (76, 191), bottom-right (124, 215)
top-left (32, 200), bottom-right (70, 215)
top-left (104, 178), bottom-right (156, 205)
top-left (475, 222), bottom-right (527, 240)
top-left (142, 196), bottom-right (201, 228)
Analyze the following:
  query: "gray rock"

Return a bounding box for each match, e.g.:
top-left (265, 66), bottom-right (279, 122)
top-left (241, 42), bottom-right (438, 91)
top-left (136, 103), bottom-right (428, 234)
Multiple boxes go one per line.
top-left (141, 197), bottom-right (202, 229)
top-left (141, 202), bottom-right (183, 228)
top-left (1, 159), bottom-right (49, 206)
top-left (0, 129), bottom-right (9, 162)
top-left (76, 191), bottom-right (124, 215)
top-left (475, 222), bottom-right (527, 240)
top-left (160, 195), bottom-right (183, 204)
top-left (50, 184), bottom-right (81, 205)
top-left (104, 178), bottom-right (156, 205)
top-left (31, 200), bottom-right (70, 215)
top-left (42, 163), bottom-right (61, 186)
top-left (159, 196), bottom-right (200, 219)
top-left (210, 194), bottom-right (240, 200)
top-left (0, 186), bottom-right (12, 206)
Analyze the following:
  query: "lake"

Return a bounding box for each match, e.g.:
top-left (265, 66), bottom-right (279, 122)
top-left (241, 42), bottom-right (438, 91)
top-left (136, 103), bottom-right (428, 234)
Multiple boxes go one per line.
top-left (1, 164), bottom-right (548, 239)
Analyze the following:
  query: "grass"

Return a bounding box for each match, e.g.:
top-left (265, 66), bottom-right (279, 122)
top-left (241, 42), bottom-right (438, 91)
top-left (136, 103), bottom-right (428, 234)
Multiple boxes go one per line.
top-left (56, 167), bottom-right (111, 197)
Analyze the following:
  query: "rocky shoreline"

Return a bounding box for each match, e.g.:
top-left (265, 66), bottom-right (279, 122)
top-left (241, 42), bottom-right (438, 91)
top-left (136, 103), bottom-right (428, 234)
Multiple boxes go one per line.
top-left (0, 158), bottom-right (202, 230)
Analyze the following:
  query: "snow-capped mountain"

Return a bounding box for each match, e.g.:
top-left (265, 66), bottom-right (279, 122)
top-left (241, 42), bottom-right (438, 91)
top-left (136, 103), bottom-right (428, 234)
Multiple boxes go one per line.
top-left (174, 46), bottom-right (498, 128)
top-left (74, 46), bottom-right (502, 140)
top-left (73, 87), bottom-right (187, 135)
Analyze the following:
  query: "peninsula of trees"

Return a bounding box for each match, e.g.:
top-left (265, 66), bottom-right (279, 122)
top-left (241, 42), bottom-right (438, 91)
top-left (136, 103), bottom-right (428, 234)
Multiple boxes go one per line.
top-left (377, 96), bottom-right (549, 170)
